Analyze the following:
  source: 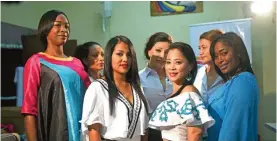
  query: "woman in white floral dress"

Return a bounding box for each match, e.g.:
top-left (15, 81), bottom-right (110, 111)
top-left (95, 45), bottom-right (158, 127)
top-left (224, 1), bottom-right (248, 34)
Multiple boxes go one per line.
top-left (149, 42), bottom-right (215, 141)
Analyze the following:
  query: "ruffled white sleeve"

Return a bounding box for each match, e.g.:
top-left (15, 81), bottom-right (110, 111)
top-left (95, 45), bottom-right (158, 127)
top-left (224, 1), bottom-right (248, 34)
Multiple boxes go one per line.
top-left (148, 92), bottom-right (214, 132)
top-left (80, 81), bottom-right (105, 135)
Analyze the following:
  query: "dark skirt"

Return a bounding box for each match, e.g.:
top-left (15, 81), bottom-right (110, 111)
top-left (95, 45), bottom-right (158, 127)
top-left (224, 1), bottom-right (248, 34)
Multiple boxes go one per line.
top-left (148, 128), bottom-right (162, 141)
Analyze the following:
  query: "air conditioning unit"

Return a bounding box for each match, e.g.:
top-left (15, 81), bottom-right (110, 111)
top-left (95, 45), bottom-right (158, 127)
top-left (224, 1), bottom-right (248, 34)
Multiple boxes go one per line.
top-left (102, 1), bottom-right (112, 18)
top-left (101, 1), bottom-right (112, 32)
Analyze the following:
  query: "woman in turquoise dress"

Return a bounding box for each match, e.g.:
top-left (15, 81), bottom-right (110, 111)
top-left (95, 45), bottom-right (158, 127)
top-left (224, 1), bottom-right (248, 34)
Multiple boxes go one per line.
top-left (207, 32), bottom-right (259, 141)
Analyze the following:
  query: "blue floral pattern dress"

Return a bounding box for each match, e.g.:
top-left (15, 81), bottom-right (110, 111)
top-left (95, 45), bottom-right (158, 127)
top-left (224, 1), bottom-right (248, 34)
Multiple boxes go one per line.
top-left (149, 92), bottom-right (214, 141)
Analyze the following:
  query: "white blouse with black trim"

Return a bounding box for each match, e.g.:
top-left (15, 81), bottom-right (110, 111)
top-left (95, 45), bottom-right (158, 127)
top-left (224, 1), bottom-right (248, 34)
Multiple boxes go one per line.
top-left (80, 79), bottom-right (149, 141)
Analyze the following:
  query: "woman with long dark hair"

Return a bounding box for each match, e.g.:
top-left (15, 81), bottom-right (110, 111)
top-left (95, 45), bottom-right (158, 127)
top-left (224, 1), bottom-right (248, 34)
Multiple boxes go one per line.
top-left (81, 35), bottom-right (149, 141)
top-left (207, 32), bottom-right (259, 141)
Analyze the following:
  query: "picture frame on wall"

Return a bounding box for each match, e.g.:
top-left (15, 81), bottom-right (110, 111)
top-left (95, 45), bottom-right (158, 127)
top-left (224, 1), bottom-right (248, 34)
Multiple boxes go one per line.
top-left (150, 1), bottom-right (203, 16)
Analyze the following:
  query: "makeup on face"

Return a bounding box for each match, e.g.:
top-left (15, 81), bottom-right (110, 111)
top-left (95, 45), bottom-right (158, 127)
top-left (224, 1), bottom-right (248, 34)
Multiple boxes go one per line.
top-left (88, 46), bottom-right (104, 71)
top-left (111, 42), bottom-right (132, 74)
top-left (148, 42), bottom-right (170, 69)
top-left (165, 49), bottom-right (191, 84)
top-left (214, 42), bottom-right (240, 75)
top-left (198, 39), bottom-right (212, 64)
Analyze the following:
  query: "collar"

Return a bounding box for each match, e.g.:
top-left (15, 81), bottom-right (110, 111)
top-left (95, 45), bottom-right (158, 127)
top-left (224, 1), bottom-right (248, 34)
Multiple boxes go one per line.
top-left (144, 64), bottom-right (155, 78)
top-left (142, 64), bottom-right (170, 82)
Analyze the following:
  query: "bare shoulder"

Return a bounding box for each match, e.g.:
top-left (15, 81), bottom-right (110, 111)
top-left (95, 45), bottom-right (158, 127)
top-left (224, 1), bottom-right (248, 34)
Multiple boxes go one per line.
top-left (181, 85), bottom-right (200, 95)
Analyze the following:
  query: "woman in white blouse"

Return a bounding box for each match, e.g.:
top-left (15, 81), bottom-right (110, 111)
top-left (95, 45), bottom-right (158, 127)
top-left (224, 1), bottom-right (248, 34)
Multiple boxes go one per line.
top-left (149, 42), bottom-right (214, 141)
top-left (81, 36), bottom-right (149, 141)
top-left (139, 32), bottom-right (173, 141)
top-left (194, 30), bottom-right (224, 104)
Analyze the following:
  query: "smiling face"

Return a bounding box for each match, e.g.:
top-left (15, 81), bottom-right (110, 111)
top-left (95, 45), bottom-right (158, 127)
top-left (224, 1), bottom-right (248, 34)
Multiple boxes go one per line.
top-left (148, 41), bottom-right (170, 69)
top-left (199, 39), bottom-right (212, 64)
top-left (111, 42), bottom-right (132, 75)
top-left (165, 48), bottom-right (192, 84)
top-left (46, 14), bottom-right (70, 46)
top-left (214, 42), bottom-right (240, 75)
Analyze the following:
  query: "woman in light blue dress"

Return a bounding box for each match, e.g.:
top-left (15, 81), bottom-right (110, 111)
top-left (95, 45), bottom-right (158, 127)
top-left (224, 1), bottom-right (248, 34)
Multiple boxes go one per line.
top-left (194, 30), bottom-right (224, 105)
top-left (207, 32), bottom-right (259, 141)
top-left (139, 32), bottom-right (173, 141)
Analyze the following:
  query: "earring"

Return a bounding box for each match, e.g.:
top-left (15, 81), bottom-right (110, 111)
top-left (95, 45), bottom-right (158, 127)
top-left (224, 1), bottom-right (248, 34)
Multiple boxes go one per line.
top-left (186, 71), bottom-right (192, 82)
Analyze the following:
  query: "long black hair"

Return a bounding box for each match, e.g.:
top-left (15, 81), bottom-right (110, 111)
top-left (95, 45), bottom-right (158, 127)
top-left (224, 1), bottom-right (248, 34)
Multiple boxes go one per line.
top-left (104, 35), bottom-right (148, 115)
top-left (38, 10), bottom-right (69, 49)
top-left (74, 41), bottom-right (101, 72)
top-left (167, 42), bottom-right (198, 98)
top-left (210, 32), bottom-right (254, 82)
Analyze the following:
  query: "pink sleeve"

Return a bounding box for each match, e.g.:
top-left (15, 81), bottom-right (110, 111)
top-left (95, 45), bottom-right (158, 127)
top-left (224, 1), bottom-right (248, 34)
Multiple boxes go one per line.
top-left (84, 75), bottom-right (91, 88)
top-left (73, 57), bottom-right (91, 88)
top-left (21, 55), bottom-right (41, 116)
